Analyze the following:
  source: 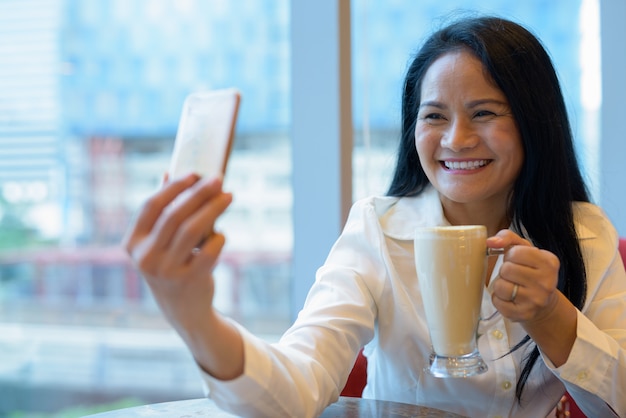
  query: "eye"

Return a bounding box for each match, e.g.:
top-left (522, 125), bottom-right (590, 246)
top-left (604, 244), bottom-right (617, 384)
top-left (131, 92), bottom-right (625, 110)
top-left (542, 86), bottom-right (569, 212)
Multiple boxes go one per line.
top-left (418, 112), bottom-right (447, 124)
top-left (473, 110), bottom-right (497, 119)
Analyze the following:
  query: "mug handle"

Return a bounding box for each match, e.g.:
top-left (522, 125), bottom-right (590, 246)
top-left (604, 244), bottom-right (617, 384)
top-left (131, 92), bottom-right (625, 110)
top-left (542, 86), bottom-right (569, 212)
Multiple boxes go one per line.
top-left (487, 247), bottom-right (505, 256)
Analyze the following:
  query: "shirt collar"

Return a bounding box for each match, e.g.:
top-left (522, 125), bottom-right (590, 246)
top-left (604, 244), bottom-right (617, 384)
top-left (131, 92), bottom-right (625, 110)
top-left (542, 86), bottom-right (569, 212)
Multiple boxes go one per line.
top-left (375, 184), bottom-right (596, 242)
top-left (377, 185), bottom-right (447, 241)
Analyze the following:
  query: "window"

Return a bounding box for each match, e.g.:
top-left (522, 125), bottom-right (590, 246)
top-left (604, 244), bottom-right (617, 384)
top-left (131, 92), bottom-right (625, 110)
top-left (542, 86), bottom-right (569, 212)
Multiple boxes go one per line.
top-left (0, 0), bottom-right (291, 414)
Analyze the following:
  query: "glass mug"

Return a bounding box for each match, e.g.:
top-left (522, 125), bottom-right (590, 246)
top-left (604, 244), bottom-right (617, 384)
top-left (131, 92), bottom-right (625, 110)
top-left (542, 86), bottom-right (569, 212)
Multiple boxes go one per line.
top-left (414, 225), bottom-right (503, 378)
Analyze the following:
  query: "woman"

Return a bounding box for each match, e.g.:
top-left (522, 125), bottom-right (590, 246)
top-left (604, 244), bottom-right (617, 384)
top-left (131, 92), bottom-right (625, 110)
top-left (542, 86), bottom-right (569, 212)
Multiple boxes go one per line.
top-left (123, 16), bottom-right (626, 417)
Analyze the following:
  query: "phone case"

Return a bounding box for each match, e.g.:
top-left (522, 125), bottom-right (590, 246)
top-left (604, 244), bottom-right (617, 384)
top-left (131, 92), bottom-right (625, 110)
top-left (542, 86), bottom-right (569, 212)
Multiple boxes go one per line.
top-left (168, 88), bottom-right (241, 180)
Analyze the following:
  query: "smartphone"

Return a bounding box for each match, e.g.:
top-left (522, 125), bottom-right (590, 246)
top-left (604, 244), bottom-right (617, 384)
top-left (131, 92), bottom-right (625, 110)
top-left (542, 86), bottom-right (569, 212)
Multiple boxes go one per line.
top-left (168, 88), bottom-right (241, 180)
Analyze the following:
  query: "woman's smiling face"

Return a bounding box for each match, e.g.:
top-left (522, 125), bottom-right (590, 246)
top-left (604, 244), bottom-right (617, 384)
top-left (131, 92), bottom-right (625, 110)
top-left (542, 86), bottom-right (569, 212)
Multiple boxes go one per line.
top-left (415, 49), bottom-right (524, 211)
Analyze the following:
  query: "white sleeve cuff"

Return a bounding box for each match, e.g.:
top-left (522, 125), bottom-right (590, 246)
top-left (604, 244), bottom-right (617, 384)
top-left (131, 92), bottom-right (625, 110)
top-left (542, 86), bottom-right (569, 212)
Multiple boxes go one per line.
top-left (199, 318), bottom-right (273, 406)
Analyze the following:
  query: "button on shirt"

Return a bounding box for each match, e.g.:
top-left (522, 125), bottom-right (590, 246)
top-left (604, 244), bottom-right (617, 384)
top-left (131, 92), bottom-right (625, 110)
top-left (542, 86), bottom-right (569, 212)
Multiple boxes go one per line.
top-left (202, 186), bottom-right (626, 418)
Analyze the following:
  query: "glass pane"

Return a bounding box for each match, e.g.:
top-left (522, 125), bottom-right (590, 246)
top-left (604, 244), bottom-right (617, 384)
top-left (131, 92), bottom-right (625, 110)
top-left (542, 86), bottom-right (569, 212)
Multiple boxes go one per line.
top-left (352, 0), bottom-right (600, 201)
top-left (0, 0), bottom-right (291, 415)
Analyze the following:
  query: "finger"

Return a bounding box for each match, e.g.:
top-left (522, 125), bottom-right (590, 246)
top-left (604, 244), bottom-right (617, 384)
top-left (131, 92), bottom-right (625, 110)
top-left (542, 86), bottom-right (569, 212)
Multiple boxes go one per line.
top-left (133, 177), bottom-right (227, 276)
top-left (499, 247), bottom-right (560, 285)
top-left (507, 246), bottom-right (558, 273)
top-left (497, 251), bottom-right (548, 298)
top-left (150, 176), bottom-right (225, 252)
top-left (168, 191), bottom-right (233, 265)
top-left (123, 173), bottom-right (200, 252)
top-left (492, 277), bottom-right (522, 303)
top-left (499, 246), bottom-right (541, 274)
top-left (187, 231), bottom-right (227, 272)
top-left (486, 229), bottom-right (532, 251)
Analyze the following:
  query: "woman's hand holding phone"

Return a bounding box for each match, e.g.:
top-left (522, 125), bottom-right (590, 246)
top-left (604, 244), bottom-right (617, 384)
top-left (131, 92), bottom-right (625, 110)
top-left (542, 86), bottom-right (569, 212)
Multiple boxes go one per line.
top-left (121, 90), bottom-right (245, 380)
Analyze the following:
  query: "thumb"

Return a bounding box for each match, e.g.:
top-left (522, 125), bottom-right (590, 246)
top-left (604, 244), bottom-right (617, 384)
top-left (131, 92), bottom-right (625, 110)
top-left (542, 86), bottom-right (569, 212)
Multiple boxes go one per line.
top-left (487, 229), bottom-right (532, 249)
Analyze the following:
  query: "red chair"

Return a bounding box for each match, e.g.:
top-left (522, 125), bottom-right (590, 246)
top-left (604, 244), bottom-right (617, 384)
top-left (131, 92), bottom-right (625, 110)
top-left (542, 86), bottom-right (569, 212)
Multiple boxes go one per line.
top-left (341, 238), bottom-right (626, 415)
top-left (340, 349), bottom-right (367, 397)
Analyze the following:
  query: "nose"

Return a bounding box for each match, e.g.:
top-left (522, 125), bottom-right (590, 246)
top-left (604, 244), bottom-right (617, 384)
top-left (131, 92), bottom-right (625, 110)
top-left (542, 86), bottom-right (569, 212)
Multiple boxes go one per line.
top-left (440, 118), bottom-right (479, 152)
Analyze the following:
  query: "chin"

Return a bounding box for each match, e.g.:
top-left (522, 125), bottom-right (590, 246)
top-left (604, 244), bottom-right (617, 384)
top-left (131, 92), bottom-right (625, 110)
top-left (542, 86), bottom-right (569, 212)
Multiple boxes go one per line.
top-left (438, 188), bottom-right (485, 204)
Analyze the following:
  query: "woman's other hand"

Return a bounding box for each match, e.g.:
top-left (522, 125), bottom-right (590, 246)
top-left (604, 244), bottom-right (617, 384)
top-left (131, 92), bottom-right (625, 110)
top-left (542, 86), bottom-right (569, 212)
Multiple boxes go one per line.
top-left (486, 229), bottom-right (561, 323)
top-left (487, 229), bottom-right (577, 366)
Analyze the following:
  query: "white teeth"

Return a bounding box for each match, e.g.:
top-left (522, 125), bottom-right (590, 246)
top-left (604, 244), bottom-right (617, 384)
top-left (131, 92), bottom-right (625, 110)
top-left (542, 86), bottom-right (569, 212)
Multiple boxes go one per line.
top-left (443, 160), bottom-right (488, 170)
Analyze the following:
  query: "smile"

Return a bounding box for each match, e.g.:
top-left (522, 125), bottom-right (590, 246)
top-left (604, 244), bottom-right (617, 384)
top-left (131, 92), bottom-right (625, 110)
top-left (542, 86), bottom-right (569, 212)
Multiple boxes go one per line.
top-left (442, 160), bottom-right (490, 170)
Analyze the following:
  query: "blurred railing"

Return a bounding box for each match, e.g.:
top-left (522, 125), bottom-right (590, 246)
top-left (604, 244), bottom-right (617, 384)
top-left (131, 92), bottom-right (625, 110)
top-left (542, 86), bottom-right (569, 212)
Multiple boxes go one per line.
top-left (0, 246), bottom-right (291, 413)
top-left (0, 247), bottom-right (291, 327)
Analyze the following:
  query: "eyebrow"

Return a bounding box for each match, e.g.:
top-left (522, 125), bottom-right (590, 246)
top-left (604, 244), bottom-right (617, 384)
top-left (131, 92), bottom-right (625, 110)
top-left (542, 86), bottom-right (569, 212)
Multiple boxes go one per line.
top-left (419, 98), bottom-right (509, 109)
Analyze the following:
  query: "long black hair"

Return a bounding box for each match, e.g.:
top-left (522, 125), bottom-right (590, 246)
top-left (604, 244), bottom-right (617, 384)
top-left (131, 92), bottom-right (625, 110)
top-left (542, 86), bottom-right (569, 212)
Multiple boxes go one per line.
top-left (387, 15), bottom-right (590, 402)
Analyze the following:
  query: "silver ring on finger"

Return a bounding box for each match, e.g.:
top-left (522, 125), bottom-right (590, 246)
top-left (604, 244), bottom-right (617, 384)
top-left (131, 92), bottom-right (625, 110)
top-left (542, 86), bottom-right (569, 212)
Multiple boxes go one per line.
top-left (191, 231), bottom-right (215, 256)
top-left (509, 283), bottom-right (519, 302)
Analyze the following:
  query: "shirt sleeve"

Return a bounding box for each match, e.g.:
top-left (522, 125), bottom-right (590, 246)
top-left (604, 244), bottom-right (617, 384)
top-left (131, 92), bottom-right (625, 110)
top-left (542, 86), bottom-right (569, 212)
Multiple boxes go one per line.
top-left (199, 320), bottom-right (302, 417)
top-left (543, 217), bottom-right (626, 417)
top-left (197, 199), bottom-right (382, 417)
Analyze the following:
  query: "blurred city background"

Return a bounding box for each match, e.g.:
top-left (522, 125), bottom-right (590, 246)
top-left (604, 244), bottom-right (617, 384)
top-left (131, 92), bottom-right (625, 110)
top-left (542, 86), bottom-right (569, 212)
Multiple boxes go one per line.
top-left (0, 0), bottom-right (596, 416)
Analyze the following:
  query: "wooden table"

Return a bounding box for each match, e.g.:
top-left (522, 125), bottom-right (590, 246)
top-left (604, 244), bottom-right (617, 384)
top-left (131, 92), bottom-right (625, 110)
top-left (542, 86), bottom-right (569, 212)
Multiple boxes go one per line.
top-left (85, 396), bottom-right (467, 417)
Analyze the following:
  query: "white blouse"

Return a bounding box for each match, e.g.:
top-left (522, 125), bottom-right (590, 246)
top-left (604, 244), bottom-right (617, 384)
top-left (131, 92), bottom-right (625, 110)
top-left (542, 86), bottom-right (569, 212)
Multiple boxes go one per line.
top-left (201, 186), bottom-right (626, 418)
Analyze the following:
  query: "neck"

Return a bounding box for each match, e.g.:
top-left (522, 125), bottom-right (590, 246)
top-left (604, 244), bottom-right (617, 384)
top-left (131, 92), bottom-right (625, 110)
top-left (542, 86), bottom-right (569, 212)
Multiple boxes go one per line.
top-left (440, 198), bottom-right (511, 237)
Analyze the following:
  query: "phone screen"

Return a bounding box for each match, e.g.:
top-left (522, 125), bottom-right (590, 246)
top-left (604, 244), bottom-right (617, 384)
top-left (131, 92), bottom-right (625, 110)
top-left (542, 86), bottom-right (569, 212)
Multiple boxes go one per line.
top-left (168, 88), bottom-right (241, 180)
